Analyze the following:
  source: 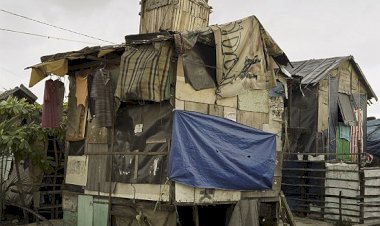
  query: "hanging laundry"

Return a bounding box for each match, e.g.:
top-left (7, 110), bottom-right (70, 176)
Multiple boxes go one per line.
top-left (76, 72), bottom-right (88, 106)
top-left (90, 69), bottom-right (114, 127)
top-left (54, 80), bottom-right (65, 124)
top-left (66, 71), bottom-right (89, 141)
top-left (41, 79), bottom-right (59, 128)
top-left (115, 42), bottom-right (173, 102)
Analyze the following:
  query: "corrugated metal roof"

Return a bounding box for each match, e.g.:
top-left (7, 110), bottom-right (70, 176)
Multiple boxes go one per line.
top-left (286, 56), bottom-right (349, 84)
top-left (286, 56), bottom-right (377, 101)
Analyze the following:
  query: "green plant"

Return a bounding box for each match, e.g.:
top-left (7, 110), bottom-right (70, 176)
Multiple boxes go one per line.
top-left (0, 96), bottom-right (66, 222)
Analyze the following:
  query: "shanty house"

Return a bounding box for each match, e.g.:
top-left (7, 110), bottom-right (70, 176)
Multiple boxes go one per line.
top-left (27, 1), bottom-right (292, 225)
top-left (282, 56), bottom-right (378, 223)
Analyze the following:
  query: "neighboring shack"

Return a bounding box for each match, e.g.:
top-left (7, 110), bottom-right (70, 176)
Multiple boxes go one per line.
top-left (282, 56), bottom-right (379, 223)
top-left (26, 0), bottom-right (292, 225)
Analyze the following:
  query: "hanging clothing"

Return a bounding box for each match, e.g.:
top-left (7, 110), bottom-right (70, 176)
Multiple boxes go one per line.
top-left (41, 79), bottom-right (59, 128)
top-left (339, 125), bottom-right (350, 141)
top-left (54, 80), bottom-right (65, 124)
top-left (76, 73), bottom-right (88, 106)
top-left (90, 69), bottom-right (114, 128)
top-left (228, 200), bottom-right (260, 226)
top-left (115, 42), bottom-right (173, 102)
top-left (66, 72), bottom-right (89, 141)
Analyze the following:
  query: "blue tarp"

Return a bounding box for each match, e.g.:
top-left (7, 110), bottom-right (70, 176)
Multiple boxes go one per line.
top-left (168, 110), bottom-right (276, 190)
top-left (367, 119), bottom-right (380, 156)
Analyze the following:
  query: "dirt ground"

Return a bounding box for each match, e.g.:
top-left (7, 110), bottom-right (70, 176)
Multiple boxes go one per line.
top-left (294, 217), bottom-right (335, 226)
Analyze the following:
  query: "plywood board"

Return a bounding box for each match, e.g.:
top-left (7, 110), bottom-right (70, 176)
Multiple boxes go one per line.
top-left (208, 104), bottom-right (224, 117)
top-left (241, 176), bottom-right (281, 199)
top-left (85, 183), bottom-right (170, 202)
top-left (216, 96), bottom-right (237, 108)
top-left (238, 90), bottom-right (269, 113)
top-left (176, 76), bottom-right (216, 104)
top-left (318, 89), bottom-right (329, 131)
top-left (175, 99), bottom-right (185, 110)
top-left (237, 111), bottom-right (269, 130)
top-left (224, 107), bottom-right (237, 122)
top-left (66, 156), bottom-right (88, 186)
top-left (263, 124), bottom-right (282, 151)
top-left (184, 101), bottom-right (208, 114)
top-left (338, 69), bottom-right (351, 94)
top-left (175, 183), bottom-right (241, 204)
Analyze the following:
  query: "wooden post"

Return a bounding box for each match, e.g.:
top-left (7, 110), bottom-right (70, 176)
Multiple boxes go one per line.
top-left (339, 190), bottom-right (342, 223)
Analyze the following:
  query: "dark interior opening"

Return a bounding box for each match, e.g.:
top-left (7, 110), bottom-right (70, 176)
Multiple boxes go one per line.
top-left (177, 204), bottom-right (233, 226)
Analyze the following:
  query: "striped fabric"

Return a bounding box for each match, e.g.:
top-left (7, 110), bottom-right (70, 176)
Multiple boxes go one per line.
top-left (115, 42), bottom-right (173, 102)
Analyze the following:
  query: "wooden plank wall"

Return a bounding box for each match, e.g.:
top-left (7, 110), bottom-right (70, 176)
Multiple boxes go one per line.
top-left (140, 0), bottom-right (210, 34)
top-left (174, 56), bottom-right (285, 202)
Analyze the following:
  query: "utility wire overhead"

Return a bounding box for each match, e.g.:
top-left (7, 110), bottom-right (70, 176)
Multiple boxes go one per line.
top-left (0, 8), bottom-right (117, 44)
top-left (0, 28), bottom-right (102, 45)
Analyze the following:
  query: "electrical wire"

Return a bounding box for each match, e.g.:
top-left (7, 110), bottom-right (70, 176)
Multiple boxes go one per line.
top-left (0, 8), bottom-right (117, 44)
top-left (0, 28), bottom-right (101, 45)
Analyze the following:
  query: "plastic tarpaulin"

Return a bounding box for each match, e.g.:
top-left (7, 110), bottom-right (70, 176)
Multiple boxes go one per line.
top-left (169, 110), bottom-right (276, 190)
top-left (367, 119), bottom-right (380, 157)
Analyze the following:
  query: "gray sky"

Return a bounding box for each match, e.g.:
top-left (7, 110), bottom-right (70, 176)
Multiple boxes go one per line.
top-left (1, 0), bottom-right (380, 116)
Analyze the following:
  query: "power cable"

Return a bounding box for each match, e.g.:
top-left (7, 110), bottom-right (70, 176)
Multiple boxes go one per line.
top-left (0, 28), bottom-right (101, 45)
top-left (0, 8), bottom-right (117, 44)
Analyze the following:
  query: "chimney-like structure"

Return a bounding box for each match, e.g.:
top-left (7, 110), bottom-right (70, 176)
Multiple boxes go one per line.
top-left (139, 0), bottom-right (211, 34)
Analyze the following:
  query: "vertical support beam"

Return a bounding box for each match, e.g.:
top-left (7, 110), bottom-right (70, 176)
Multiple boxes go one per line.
top-left (339, 190), bottom-right (342, 223)
top-left (359, 163), bottom-right (365, 223)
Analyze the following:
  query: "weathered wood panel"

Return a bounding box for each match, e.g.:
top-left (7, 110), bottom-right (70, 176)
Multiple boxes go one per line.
top-left (65, 156), bottom-right (88, 186)
top-left (216, 96), bottom-right (238, 108)
top-left (208, 104), bottom-right (224, 117)
top-left (175, 99), bottom-right (185, 110)
top-left (77, 195), bottom-right (94, 226)
top-left (85, 183), bottom-right (170, 202)
top-left (238, 90), bottom-right (269, 113)
top-left (184, 101), bottom-right (208, 114)
top-left (175, 72), bottom-right (216, 104)
top-left (237, 110), bottom-right (269, 130)
top-left (93, 198), bottom-right (109, 226)
top-left (175, 183), bottom-right (241, 204)
top-left (223, 107), bottom-right (237, 121)
top-left (318, 88), bottom-right (328, 132)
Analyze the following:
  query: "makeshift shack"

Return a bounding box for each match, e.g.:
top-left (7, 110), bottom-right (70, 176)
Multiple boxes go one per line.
top-left (282, 56), bottom-right (378, 223)
top-left (27, 0), bottom-right (293, 225)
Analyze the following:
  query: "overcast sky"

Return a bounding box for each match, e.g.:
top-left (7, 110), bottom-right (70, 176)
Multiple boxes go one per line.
top-left (1, 0), bottom-right (380, 116)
